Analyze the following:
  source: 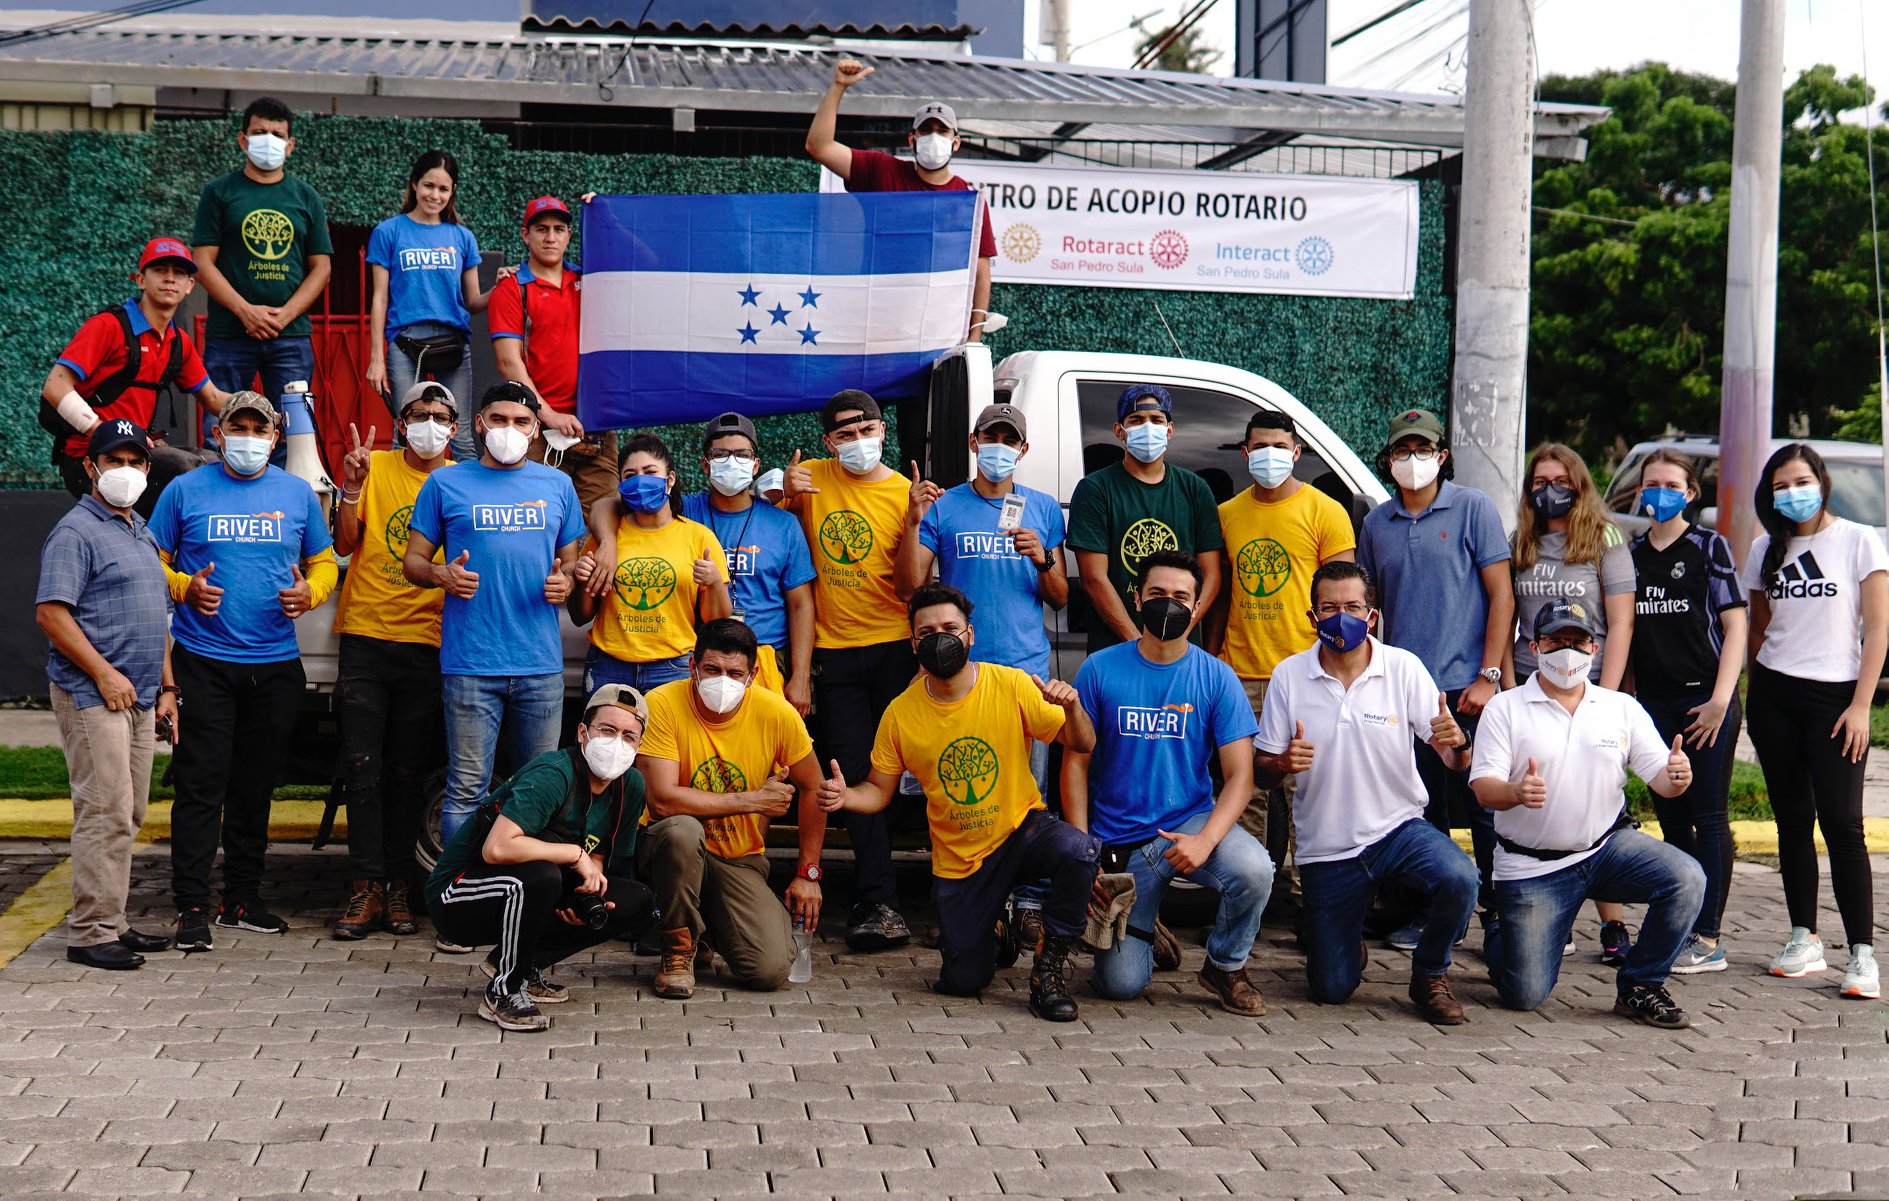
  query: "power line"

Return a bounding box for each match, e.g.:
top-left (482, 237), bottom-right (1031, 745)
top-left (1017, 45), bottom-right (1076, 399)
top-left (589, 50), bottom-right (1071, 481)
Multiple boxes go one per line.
top-left (0, 0), bottom-right (206, 49)
top-left (1332, 0), bottom-right (1437, 48)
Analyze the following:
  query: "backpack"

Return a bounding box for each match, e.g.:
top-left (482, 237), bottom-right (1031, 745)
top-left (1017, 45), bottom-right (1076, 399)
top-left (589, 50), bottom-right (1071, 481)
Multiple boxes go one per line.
top-left (40, 306), bottom-right (185, 461)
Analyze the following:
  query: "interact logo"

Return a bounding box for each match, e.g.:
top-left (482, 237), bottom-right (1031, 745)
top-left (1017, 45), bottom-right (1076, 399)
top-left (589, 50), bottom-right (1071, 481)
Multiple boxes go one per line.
top-left (1001, 223), bottom-right (1042, 264)
top-left (472, 499), bottom-right (547, 532)
top-left (1119, 703), bottom-right (1192, 740)
top-left (1295, 236), bottom-right (1334, 276)
top-left (1148, 229), bottom-right (1189, 270)
top-left (207, 511), bottom-right (284, 542)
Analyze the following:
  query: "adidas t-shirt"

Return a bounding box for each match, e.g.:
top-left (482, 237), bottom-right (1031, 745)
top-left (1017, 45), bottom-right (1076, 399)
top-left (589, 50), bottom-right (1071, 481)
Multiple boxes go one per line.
top-left (1739, 517), bottom-right (1889, 683)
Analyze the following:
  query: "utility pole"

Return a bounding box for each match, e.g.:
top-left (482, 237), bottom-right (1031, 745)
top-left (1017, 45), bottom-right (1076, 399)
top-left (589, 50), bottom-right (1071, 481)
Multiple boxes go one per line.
top-left (1718, 0), bottom-right (1785, 569)
top-left (1045, 0), bottom-right (1072, 61)
top-left (1449, 0), bottom-right (1535, 532)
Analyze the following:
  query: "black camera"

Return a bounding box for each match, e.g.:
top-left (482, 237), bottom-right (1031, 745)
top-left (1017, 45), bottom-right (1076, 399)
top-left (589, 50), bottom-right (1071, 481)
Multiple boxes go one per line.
top-left (560, 867), bottom-right (610, 930)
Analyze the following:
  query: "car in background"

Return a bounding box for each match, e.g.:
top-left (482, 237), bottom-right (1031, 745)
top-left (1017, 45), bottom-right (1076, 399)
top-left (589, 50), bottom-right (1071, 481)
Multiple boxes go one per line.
top-left (1603, 435), bottom-right (1888, 546)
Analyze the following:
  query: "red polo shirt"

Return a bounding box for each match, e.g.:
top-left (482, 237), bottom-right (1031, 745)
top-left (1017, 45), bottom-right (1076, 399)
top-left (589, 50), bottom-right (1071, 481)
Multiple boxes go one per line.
top-left (55, 298), bottom-right (210, 459)
top-left (846, 149), bottom-right (998, 261)
top-left (488, 261), bottom-right (582, 414)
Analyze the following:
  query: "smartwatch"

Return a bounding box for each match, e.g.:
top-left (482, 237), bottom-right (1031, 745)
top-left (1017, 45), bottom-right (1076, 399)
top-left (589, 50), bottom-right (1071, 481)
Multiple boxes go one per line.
top-left (797, 864), bottom-right (823, 882)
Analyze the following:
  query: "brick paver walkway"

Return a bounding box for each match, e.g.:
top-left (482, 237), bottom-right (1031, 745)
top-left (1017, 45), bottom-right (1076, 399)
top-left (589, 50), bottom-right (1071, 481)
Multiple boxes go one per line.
top-left (0, 846), bottom-right (1882, 1200)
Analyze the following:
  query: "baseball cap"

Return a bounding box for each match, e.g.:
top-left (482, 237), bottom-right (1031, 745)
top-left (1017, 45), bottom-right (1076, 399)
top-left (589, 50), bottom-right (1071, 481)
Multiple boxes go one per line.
top-left (138, 237), bottom-right (196, 274)
top-left (973, 402), bottom-right (1027, 441)
top-left (702, 411), bottom-right (759, 452)
top-left (1116, 384), bottom-right (1172, 422)
top-left (480, 380), bottom-right (541, 412)
top-left (821, 389), bottom-right (881, 433)
top-left (219, 390), bottom-right (277, 427)
top-left (522, 195), bottom-right (573, 227)
top-left (1386, 408), bottom-right (1445, 446)
top-left (87, 418), bottom-right (151, 460)
top-left (1532, 598), bottom-right (1598, 641)
top-left (399, 380), bottom-right (458, 417)
top-left (584, 683), bottom-right (649, 727)
top-left (912, 101), bottom-right (958, 132)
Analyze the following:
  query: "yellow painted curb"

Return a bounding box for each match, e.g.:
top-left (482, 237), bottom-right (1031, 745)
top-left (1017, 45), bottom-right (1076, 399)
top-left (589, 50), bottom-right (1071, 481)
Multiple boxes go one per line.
top-left (0, 856), bottom-right (77, 967)
top-left (0, 798), bottom-right (343, 842)
top-left (1449, 819), bottom-right (1889, 856)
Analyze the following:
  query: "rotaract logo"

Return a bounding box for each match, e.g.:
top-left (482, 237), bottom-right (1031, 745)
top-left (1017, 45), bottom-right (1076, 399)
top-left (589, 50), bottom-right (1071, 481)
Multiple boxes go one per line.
top-left (1295, 236), bottom-right (1334, 276)
top-left (1149, 229), bottom-right (1189, 269)
top-left (1001, 223), bottom-right (1042, 264)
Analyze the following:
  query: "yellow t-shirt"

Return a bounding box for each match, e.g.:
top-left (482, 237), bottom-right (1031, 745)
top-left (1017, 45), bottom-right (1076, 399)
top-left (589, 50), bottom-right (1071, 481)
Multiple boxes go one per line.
top-left (589, 516), bottom-right (727, 663)
top-left (334, 449), bottom-right (443, 647)
top-left (1218, 483), bottom-right (1357, 680)
top-left (640, 678), bottom-right (815, 860)
top-left (870, 663), bottom-right (1066, 879)
top-left (791, 458), bottom-right (911, 649)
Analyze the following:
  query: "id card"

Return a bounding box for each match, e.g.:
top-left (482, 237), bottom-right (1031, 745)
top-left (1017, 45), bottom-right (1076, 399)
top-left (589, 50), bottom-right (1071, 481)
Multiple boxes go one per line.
top-left (998, 493), bottom-right (1027, 532)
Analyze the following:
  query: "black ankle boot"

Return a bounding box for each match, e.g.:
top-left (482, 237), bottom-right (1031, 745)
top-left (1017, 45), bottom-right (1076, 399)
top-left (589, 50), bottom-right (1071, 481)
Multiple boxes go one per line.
top-left (1029, 935), bottom-right (1080, 1022)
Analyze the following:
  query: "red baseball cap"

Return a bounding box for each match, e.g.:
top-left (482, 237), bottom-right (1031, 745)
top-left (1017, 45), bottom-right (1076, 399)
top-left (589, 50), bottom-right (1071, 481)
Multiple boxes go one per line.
top-left (138, 237), bottom-right (196, 274)
top-left (522, 195), bottom-right (573, 227)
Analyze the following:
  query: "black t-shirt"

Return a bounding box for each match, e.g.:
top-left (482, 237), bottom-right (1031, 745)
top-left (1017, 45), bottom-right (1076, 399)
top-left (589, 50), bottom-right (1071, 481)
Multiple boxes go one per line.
top-left (1629, 524), bottom-right (1746, 697)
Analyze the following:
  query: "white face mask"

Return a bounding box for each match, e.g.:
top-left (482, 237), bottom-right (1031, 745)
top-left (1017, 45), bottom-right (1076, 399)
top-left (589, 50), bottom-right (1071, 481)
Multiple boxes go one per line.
top-left (914, 132), bottom-right (954, 171)
top-left (582, 734), bottom-right (637, 782)
top-left (695, 675), bottom-right (748, 715)
top-left (95, 465), bottom-right (148, 509)
top-left (836, 436), bottom-right (882, 475)
top-left (1247, 446), bottom-right (1294, 489)
top-left (1537, 646), bottom-right (1594, 690)
top-left (708, 456), bottom-right (757, 496)
top-left (244, 132), bottom-right (287, 172)
top-left (484, 425), bottom-right (530, 465)
top-left (404, 418), bottom-right (451, 458)
top-left (1390, 453), bottom-right (1440, 491)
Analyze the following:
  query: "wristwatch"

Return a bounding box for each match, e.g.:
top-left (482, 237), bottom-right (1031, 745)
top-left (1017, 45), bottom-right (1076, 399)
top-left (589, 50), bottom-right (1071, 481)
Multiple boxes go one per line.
top-left (797, 864), bottom-right (823, 882)
top-left (1478, 667), bottom-right (1502, 686)
top-left (1032, 556), bottom-right (1053, 574)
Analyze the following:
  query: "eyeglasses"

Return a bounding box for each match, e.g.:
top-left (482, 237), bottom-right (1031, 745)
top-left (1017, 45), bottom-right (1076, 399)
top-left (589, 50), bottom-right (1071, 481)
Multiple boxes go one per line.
top-left (1312, 603), bottom-right (1371, 618)
top-left (705, 449), bottom-right (758, 463)
top-left (404, 412), bottom-right (455, 427)
top-left (1388, 447), bottom-right (1437, 463)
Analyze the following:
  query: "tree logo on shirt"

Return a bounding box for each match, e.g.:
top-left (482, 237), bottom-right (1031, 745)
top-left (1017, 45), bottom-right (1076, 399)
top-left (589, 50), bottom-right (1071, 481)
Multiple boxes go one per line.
top-left (382, 505), bottom-right (413, 557)
top-left (818, 510), bottom-right (874, 565)
top-left (691, 757), bottom-right (747, 794)
top-left (614, 557), bottom-right (678, 610)
top-left (1119, 518), bottom-right (1179, 575)
top-left (240, 208), bottom-right (295, 261)
top-left (937, 736), bottom-right (999, 807)
top-left (1235, 538), bottom-right (1291, 597)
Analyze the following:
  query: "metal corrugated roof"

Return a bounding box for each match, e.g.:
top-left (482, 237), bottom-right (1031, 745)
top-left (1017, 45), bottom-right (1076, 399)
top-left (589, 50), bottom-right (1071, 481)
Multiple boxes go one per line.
top-left (0, 29), bottom-right (1606, 156)
top-left (523, 19), bottom-right (975, 41)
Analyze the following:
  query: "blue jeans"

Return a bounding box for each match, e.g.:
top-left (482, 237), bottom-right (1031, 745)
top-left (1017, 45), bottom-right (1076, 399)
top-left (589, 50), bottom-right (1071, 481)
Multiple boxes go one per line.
top-left (584, 648), bottom-right (692, 695)
top-left (1641, 692), bottom-right (1741, 940)
top-left (385, 321), bottom-right (476, 460)
top-left (1012, 740), bottom-right (1053, 912)
top-left (1484, 829), bottom-right (1705, 1010)
top-left (1090, 812), bottom-right (1275, 1000)
top-left (1299, 818), bottom-right (1479, 1003)
top-left (200, 335), bottom-right (313, 462)
top-left (440, 672), bottom-right (564, 844)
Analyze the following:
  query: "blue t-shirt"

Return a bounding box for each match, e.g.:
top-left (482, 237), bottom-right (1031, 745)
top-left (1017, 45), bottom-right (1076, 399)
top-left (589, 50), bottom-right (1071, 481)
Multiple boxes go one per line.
top-left (918, 483), bottom-right (1065, 678)
top-left (1356, 480), bottom-right (1511, 692)
top-left (408, 460), bottom-right (585, 677)
top-left (1073, 641), bottom-right (1259, 846)
top-left (366, 214), bottom-right (481, 338)
top-left (681, 493), bottom-right (816, 655)
top-left (148, 464), bottom-right (333, 664)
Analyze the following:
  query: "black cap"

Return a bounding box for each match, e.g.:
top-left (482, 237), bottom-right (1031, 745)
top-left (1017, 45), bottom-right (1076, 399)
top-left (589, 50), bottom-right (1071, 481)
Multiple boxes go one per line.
top-left (1532, 598), bottom-right (1598, 641)
top-left (87, 417), bottom-right (151, 460)
top-left (821, 389), bottom-right (881, 433)
top-left (480, 380), bottom-right (540, 413)
top-left (702, 411), bottom-right (758, 452)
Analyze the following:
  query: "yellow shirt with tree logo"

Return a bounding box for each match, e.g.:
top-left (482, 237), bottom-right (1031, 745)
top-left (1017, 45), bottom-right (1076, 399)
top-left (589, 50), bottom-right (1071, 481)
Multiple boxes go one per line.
top-left (640, 679), bottom-right (814, 860)
top-left (335, 449), bottom-right (443, 647)
top-left (1217, 484), bottom-right (1355, 681)
top-left (870, 664), bottom-right (1065, 879)
top-left (589, 516), bottom-right (727, 663)
top-left (790, 458), bottom-right (910, 649)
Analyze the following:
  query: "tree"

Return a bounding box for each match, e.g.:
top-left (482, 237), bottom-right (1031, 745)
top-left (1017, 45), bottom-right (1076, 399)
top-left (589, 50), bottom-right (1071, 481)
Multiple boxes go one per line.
top-left (938, 737), bottom-right (999, 806)
top-left (692, 758), bottom-right (746, 794)
top-left (383, 504), bottom-right (412, 557)
top-left (614, 556), bottom-right (677, 611)
top-left (819, 510), bottom-right (874, 564)
top-left (1121, 518), bottom-right (1179, 568)
top-left (1236, 538), bottom-right (1290, 597)
top-left (1135, 26), bottom-right (1222, 75)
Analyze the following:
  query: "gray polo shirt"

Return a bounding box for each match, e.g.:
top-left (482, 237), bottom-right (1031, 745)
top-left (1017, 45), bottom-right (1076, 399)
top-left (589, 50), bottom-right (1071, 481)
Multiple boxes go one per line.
top-left (1357, 479), bottom-right (1511, 692)
top-left (37, 494), bottom-right (171, 709)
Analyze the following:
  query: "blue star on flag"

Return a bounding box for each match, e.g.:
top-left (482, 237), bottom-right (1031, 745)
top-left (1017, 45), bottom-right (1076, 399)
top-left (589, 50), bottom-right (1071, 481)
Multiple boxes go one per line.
top-left (737, 283), bottom-right (761, 306)
top-left (798, 323), bottom-right (820, 346)
top-left (797, 285), bottom-right (821, 308)
top-left (736, 321), bottom-right (760, 344)
top-left (767, 304), bottom-right (791, 325)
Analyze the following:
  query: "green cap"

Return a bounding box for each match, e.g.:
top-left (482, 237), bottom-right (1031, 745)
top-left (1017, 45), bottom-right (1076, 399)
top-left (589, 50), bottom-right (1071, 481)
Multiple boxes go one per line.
top-left (1386, 408), bottom-right (1445, 446)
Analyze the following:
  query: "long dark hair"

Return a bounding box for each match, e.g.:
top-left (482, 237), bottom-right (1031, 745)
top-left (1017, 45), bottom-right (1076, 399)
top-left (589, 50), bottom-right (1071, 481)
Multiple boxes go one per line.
top-left (1756, 442), bottom-right (1832, 584)
top-left (618, 432), bottom-right (681, 518)
top-left (400, 149), bottom-right (463, 225)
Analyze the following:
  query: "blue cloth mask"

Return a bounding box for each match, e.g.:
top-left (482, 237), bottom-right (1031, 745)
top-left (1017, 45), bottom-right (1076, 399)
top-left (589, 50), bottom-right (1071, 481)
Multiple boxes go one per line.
top-left (1124, 423), bottom-right (1169, 464)
top-left (1636, 486), bottom-right (1688, 523)
top-left (976, 443), bottom-right (1019, 483)
top-left (619, 473), bottom-right (671, 514)
top-left (221, 434), bottom-right (272, 477)
top-left (1774, 484), bottom-right (1824, 523)
top-left (1315, 609), bottom-right (1370, 654)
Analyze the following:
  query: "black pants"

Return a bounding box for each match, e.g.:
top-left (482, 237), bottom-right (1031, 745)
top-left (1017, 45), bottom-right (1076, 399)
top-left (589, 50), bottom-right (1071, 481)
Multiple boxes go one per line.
top-left (931, 810), bottom-right (1099, 997)
top-left (169, 645), bottom-right (305, 911)
top-left (1414, 686), bottom-right (1495, 912)
top-left (429, 859), bottom-right (657, 994)
top-left (1642, 691), bottom-right (1742, 940)
top-left (811, 639), bottom-right (918, 910)
top-left (336, 634), bottom-right (444, 881)
top-left (1746, 662), bottom-right (1874, 946)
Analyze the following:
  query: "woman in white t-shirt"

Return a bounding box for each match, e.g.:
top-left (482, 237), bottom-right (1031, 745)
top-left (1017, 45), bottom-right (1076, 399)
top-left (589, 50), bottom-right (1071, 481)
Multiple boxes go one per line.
top-left (1741, 443), bottom-right (1887, 1000)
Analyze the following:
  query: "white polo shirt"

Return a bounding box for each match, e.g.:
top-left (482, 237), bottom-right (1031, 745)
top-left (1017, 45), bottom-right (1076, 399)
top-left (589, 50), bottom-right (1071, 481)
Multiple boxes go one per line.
top-left (1256, 637), bottom-right (1441, 865)
top-left (1469, 675), bottom-right (1668, 882)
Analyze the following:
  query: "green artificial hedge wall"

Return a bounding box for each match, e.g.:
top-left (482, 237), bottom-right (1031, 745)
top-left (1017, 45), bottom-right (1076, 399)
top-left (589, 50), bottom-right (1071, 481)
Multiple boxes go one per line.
top-left (0, 114), bottom-right (1448, 488)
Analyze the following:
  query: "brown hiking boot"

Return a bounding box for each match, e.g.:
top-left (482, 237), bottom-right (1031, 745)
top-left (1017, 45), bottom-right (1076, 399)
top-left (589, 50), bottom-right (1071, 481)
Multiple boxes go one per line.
top-left (1151, 919), bottom-right (1183, 972)
top-left (332, 880), bottom-right (384, 941)
top-left (383, 880), bottom-right (418, 936)
top-left (1015, 908), bottom-right (1047, 959)
top-left (1197, 962), bottom-right (1267, 1016)
top-left (1411, 973), bottom-right (1468, 1025)
top-left (654, 927), bottom-right (696, 999)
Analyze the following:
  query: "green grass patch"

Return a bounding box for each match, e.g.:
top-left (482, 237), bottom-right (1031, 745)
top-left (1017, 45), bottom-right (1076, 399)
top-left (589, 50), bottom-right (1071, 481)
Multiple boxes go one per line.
top-left (1873, 703), bottom-right (1889, 749)
top-left (1626, 758), bottom-right (1771, 823)
top-left (0, 745), bottom-right (328, 802)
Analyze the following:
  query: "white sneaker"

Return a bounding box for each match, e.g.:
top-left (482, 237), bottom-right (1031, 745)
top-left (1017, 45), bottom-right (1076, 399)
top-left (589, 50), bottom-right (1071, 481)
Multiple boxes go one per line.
top-left (435, 935), bottom-right (476, 954)
top-left (1767, 927), bottom-right (1827, 978)
top-left (1841, 945), bottom-right (1880, 999)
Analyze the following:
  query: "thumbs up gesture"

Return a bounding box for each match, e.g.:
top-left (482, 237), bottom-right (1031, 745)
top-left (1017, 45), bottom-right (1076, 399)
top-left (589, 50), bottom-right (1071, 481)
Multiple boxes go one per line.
top-left (441, 549), bottom-right (479, 599)
top-left (691, 552), bottom-right (720, 587)
top-left (816, 758), bottom-right (849, 813)
top-left (543, 561), bottom-right (573, 605)
top-left (1517, 757), bottom-right (1547, 808)
top-left (1430, 691), bottom-right (1465, 750)
top-left (185, 561), bottom-right (222, 617)
top-left (784, 448), bottom-right (817, 500)
top-left (1665, 734), bottom-right (1692, 792)
top-left (278, 563), bottom-right (312, 618)
top-left (1285, 720), bottom-right (1316, 774)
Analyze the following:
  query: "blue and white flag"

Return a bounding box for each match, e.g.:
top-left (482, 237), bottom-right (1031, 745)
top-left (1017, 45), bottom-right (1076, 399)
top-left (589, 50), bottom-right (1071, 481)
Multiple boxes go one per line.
top-left (577, 192), bottom-right (978, 428)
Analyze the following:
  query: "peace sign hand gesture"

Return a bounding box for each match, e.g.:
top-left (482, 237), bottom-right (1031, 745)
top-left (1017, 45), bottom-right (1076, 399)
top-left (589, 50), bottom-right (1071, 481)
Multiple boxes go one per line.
top-left (342, 423), bottom-right (376, 491)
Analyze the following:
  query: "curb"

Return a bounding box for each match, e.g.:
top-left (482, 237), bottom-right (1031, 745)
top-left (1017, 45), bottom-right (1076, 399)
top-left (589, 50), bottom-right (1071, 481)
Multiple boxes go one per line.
top-left (0, 798), bottom-right (343, 843)
top-left (1449, 819), bottom-right (1889, 856)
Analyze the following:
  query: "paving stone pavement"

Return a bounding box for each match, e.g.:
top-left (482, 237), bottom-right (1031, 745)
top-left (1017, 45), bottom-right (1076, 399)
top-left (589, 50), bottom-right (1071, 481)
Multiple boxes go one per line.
top-left (0, 845), bottom-right (1883, 1200)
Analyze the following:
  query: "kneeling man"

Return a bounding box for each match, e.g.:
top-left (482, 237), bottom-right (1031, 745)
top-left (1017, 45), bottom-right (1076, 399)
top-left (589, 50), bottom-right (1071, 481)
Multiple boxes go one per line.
top-left (1471, 599), bottom-right (1705, 1028)
top-left (819, 583), bottom-right (1098, 1020)
top-left (638, 619), bottom-right (828, 997)
top-left (1256, 562), bottom-right (1479, 1023)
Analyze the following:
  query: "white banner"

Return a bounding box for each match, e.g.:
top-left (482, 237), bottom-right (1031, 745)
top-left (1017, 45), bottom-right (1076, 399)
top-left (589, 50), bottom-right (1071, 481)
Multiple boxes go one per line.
top-left (825, 161), bottom-right (1420, 300)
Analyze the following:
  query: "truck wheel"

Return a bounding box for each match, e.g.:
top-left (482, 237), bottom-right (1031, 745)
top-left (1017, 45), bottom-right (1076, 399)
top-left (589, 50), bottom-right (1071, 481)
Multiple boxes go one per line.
top-left (413, 768), bottom-right (448, 873)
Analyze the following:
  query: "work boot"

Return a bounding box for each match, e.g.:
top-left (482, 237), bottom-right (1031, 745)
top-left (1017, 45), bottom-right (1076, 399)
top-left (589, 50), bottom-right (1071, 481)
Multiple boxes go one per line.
top-left (383, 880), bottom-right (418, 936)
top-left (1410, 972), bottom-right (1468, 1025)
top-left (654, 927), bottom-right (697, 999)
top-left (1151, 919), bottom-right (1182, 972)
top-left (1197, 962), bottom-right (1267, 1016)
top-left (331, 880), bottom-right (384, 941)
top-left (1029, 935), bottom-right (1080, 1022)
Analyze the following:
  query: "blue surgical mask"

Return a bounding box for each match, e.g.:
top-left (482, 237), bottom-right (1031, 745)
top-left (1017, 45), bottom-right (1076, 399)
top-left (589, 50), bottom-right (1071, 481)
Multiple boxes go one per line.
top-left (836, 436), bottom-right (882, 475)
top-left (976, 442), bottom-right (1019, 483)
top-left (1124, 423), bottom-right (1169, 464)
top-left (619, 473), bottom-right (671, 514)
top-left (1315, 610), bottom-right (1370, 653)
top-left (221, 433), bottom-right (271, 476)
top-left (1637, 486), bottom-right (1687, 523)
top-left (1247, 446), bottom-right (1294, 488)
top-left (708, 456), bottom-right (756, 497)
top-left (1774, 484), bottom-right (1824, 523)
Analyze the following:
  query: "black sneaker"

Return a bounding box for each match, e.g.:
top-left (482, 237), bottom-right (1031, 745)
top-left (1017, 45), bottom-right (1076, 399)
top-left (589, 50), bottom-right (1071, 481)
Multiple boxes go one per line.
top-left (174, 908), bottom-right (214, 953)
top-left (1599, 920), bottom-right (1633, 966)
top-left (481, 957), bottom-right (571, 1004)
top-left (845, 902), bottom-right (912, 952)
top-left (1613, 983), bottom-right (1690, 1029)
top-left (478, 988), bottom-right (549, 1032)
top-left (216, 899), bottom-right (288, 934)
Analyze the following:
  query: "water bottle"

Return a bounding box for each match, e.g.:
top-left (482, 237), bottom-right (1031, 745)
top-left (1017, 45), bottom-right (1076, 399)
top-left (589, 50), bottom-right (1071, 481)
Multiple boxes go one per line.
top-left (788, 921), bottom-right (813, 983)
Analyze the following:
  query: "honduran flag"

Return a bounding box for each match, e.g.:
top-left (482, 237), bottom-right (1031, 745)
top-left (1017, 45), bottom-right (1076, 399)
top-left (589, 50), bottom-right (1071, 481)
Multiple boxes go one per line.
top-left (576, 192), bottom-right (979, 428)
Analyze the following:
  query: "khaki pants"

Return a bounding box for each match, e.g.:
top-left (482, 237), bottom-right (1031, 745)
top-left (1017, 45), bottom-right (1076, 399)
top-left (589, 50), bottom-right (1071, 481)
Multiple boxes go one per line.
top-left (529, 429), bottom-right (619, 513)
top-left (637, 815), bottom-right (793, 990)
top-left (1241, 677), bottom-right (1298, 891)
top-left (51, 684), bottom-right (154, 947)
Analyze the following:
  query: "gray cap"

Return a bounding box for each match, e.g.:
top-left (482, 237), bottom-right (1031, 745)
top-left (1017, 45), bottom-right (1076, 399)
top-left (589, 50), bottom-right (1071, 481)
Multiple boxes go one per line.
top-left (399, 380), bottom-right (458, 417)
top-left (219, 390), bottom-right (277, 427)
top-left (912, 101), bottom-right (958, 132)
top-left (702, 411), bottom-right (758, 452)
top-left (584, 683), bottom-right (649, 727)
top-left (973, 402), bottom-right (1027, 441)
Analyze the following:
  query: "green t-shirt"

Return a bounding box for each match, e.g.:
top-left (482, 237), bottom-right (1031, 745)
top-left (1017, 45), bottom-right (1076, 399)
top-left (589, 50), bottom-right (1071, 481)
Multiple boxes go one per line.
top-left (425, 748), bottom-right (646, 904)
top-left (1066, 461), bottom-right (1225, 652)
top-left (191, 170), bottom-right (333, 341)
